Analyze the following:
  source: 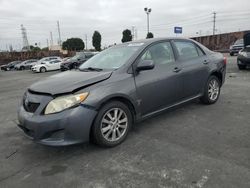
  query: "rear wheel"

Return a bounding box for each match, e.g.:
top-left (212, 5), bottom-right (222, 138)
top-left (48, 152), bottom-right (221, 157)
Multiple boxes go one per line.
top-left (40, 67), bottom-right (46, 73)
top-left (20, 66), bottom-right (25, 70)
top-left (200, 75), bottom-right (221, 105)
top-left (91, 101), bottom-right (132, 147)
top-left (230, 52), bottom-right (234, 56)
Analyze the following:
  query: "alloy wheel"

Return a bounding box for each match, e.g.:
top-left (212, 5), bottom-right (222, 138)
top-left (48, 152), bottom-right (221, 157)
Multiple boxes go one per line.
top-left (208, 79), bottom-right (219, 101)
top-left (101, 108), bottom-right (128, 142)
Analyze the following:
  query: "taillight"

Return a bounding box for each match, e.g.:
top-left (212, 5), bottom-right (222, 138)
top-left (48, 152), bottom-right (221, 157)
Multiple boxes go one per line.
top-left (223, 57), bottom-right (227, 65)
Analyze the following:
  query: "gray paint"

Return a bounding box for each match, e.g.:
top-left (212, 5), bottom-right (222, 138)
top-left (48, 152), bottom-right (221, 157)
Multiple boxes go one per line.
top-left (18, 38), bottom-right (226, 146)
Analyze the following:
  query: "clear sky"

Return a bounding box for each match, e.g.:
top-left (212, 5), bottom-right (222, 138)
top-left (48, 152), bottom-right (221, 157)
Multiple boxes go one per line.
top-left (0, 0), bottom-right (250, 50)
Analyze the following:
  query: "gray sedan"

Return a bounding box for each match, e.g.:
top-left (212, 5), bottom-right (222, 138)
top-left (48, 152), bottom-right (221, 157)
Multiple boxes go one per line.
top-left (17, 38), bottom-right (226, 147)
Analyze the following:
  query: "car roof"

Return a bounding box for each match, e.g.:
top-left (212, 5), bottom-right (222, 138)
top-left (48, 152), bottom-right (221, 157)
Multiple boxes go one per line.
top-left (115, 37), bottom-right (197, 47)
top-left (111, 37), bottom-right (213, 55)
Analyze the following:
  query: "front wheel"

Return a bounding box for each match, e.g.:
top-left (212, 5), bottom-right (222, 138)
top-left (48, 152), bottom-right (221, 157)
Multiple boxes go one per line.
top-left (200, 76), bottom-right (221, 105)
top-left (91, 101), bottom-right (132, 147)
top-left (40, 67), bottom-right (46, 73)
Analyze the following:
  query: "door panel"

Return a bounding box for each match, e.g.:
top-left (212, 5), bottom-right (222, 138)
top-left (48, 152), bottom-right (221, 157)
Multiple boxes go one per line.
top-left (173, 41), bottom-right (210, 99)
top-left (134, 42), bottom-right (183, 115)
top-left (54, 62), bottom-right (60, 70)
top-left (179, 56), bottom-right (209, 98)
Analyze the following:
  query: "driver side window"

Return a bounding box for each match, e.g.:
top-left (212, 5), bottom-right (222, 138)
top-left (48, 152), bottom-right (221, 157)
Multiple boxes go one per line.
top-left (140, 42), bottom-right (175, 66)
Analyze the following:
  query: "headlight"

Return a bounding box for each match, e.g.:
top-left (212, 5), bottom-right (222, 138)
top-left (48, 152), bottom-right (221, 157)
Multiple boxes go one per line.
top-left (44, 92), bottom-right (89, 115)
top-left (239, 51), bottom-right (247, 57)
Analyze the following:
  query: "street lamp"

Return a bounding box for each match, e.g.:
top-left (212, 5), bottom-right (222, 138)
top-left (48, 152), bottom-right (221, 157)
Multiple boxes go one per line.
top-left (144, 7), bottom-right (152, 34)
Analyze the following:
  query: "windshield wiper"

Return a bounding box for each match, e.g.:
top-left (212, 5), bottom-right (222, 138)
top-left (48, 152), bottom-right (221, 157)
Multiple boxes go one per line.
top-left (80, 67), bottom-right (103, 72)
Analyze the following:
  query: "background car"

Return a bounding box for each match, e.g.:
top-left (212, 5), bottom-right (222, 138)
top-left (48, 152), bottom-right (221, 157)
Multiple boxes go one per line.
top-left (62, 57), bottom-right (70, 62)
top-left (31, 59), bottom-right (62, 73)
top-left (15, 59), bottom-right (38, 70)
top-left (237, 33), bottom-right (250, 70)
top-left (0, 61), bottom-right (22, 71)
top-left (230, 39), bottom-right (244, 56)
top-left (29, 56), bottom-right (62, 68)
top-left (60, 52), bottom-right (96, 71)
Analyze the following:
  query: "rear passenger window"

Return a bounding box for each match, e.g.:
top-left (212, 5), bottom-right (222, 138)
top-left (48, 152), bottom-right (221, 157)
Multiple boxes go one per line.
top-left (174, 41), bottom-right (199, 60)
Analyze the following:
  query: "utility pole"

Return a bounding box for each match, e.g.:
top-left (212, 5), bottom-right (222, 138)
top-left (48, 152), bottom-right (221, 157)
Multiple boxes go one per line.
top-left (212, 12), bottom-right (216, 35)
top-left (131, 26), bottom-right (135, 40)
top-left (46, 39), bottom-right (49, 49)
top-left (85, 34), bottom-right (88, 50)
top-left (135, 28), bottom-right (138, 40)
top-left (50, 31), bottom-right (54, 46)
top-left (57, 21), bottom-right (62, 46)
top-left (21, 24), bottom-right (30, 51)
top-left (144, 7), bottom-right (152, 35)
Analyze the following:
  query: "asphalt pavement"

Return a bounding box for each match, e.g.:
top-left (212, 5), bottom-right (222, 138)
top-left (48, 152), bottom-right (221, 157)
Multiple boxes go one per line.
top-left (0, 55), bottom-right (250, 188)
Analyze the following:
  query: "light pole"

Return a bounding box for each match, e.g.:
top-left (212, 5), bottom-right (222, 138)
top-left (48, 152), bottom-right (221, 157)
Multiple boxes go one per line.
top-left (144, 7), bottom-right (152, 35)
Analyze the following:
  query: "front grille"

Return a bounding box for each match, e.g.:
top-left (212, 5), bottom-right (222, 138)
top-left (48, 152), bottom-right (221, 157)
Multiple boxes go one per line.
top-left (23, 95), bottom-right (40, 113)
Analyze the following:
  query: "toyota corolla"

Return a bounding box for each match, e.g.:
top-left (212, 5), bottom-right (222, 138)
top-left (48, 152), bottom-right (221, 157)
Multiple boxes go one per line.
top-left (17, 38), bottom-right (226, 147)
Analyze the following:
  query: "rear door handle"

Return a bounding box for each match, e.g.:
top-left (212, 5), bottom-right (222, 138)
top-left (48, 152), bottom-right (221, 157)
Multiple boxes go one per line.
top-left (203, 59), bottom-right (210, 64)
top-left (173, 67), bottom-right (182, 73)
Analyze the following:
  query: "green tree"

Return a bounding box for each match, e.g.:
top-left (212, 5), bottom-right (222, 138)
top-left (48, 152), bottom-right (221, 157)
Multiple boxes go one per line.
top-left (62, 38), bottom-right (85, 51)
top-left (92, 31), bottom-right (102, 51)
top-left (121, 29), bottom-right (132, 43)
top-left (146, 32), bottom-right (154, 39)
top-left (42, 47), bottom-right (49, 51)
top-left (29, 45), bottom-right (41, 52)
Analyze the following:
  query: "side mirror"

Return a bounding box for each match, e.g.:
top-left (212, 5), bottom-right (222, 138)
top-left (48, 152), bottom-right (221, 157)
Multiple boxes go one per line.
top-left (136, 60), bottom-right (155, 72)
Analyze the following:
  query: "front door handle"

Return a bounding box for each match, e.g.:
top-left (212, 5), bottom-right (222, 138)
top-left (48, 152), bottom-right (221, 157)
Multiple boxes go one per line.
top-left (173, 67), bottom-right (182, 73)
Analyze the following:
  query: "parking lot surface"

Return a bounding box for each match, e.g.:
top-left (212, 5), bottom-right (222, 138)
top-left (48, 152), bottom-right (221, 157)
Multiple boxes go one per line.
top-left (0, 55), bottom-right (250, 188)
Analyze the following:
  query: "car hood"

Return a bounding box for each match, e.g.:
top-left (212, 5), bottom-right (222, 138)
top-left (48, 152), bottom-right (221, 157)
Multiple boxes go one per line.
top-left (62, 59), bottom-right (77, 64)
top-left (30, 62), bottom-right (39, 66)
top-left (33, 63), bottom-right (49, 67)
top-left (232, 44), bottom-right (244, 48)
top-left (29, 70), bottom-right (112, 95)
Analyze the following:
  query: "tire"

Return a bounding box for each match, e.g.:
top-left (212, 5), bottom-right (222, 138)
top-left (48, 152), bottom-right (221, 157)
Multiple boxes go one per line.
top-left (40, 67), bottom-right (46, 73)
top-left (238, 64), bottom-right (246, 70)
top-left (20, 66), bottom-right (25, 70)
top-left (200, 75), bottom-right (221, 105)
top-left (91, 101), bottom-right (132, 147)
top-left (230, 52), bottom-right (234, 56)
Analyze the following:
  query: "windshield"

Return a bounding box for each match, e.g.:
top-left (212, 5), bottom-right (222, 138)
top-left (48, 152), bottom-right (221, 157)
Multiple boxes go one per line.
top-left (71, 54), bottom-right (83, 60)
top-left (79, 45), bottom-right (141, 70)
top-left (235, 39), bottom-right (243, 45)
top-left (37, 58), bottom-right (48, 63)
